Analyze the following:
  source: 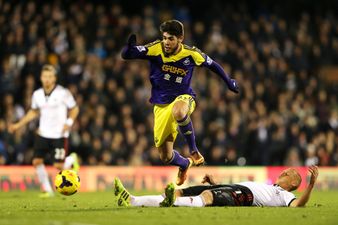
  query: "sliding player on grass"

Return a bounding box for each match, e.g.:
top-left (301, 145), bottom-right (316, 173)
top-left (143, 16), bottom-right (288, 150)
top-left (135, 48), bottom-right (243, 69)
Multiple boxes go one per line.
top-left (115, 166), bottom-right (318, 207)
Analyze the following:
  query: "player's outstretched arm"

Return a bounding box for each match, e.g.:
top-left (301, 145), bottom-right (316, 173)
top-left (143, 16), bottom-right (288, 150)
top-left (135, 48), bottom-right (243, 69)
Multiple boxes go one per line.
top-left (289, 166), bottom-right (318, 207)
top-left (204, 59), bottom-right (239, 94)
top-left (121, 34), bottom-right (148, 60)
top-left (7, 109), bottom-right (39, 133)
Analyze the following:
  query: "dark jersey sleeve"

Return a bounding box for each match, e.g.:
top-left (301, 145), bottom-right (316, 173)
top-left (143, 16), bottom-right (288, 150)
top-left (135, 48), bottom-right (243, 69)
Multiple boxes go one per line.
top-left (201, 54), bottom-right (232, 87)
top-left (121, 45), bottom-right (150, 60)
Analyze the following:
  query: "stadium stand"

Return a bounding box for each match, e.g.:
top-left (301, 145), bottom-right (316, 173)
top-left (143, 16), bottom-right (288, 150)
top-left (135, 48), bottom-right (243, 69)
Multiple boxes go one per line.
top-left (0, 0), bottom-right (337, 166)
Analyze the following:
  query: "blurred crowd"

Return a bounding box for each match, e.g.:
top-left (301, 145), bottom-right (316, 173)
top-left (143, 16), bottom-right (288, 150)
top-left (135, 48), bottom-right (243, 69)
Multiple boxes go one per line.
top-left (0, 0), bottom-right (337, 166)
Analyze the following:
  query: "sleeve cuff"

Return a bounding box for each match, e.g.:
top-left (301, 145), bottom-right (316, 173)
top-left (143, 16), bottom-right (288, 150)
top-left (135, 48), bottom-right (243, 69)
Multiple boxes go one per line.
top-left (287, 198), bottom-right (297, 207)
top-left (66, 118), bottom-right (74, 126)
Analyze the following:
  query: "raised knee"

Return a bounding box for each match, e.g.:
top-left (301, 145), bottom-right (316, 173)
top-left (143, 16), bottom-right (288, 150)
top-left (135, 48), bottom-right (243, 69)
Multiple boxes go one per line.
top-left (172, 106), bottom-right (187, 121)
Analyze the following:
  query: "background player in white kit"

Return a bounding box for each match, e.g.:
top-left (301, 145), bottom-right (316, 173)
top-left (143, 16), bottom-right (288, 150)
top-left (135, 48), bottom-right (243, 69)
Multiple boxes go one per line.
top-left (8, 64), bottom-right (80, 197)
top-left (115, 166), bottom-right (318, 207)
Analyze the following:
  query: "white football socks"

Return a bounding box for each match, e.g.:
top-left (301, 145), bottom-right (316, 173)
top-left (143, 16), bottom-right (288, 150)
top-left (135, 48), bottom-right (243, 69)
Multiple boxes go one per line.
top-left (174, 196), bottom-right (205, 207)
top-left (63, 155), bottom-right (74, 169)
top-left (36, 164), bottom-right (53, 193)
top-left (130, 195), bottom-right (165, 207)
top-left (130, 195), bottom-right (205, 207)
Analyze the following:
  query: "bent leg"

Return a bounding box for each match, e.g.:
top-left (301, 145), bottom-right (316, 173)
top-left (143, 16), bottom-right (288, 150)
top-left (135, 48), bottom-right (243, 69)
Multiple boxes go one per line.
top-left (172, 99), bottom-right (198, 154)
top-left (172, 96), bottom-right (205, 166)
top-left (63, 153), bottom-right (80, 172)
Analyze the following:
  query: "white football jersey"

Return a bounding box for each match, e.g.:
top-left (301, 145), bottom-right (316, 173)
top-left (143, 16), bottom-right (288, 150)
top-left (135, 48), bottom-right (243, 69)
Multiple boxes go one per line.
top-left (31, 85), bottom-right (76, 139)
top-left (238, 182), bottom-right (296, 207)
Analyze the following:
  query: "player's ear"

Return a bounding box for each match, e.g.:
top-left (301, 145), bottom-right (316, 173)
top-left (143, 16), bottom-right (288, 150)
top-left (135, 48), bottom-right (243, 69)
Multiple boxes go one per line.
top-left (290, 181), bottom-right (298, 191)
top-left (177, 35), bottom-right (184, 43)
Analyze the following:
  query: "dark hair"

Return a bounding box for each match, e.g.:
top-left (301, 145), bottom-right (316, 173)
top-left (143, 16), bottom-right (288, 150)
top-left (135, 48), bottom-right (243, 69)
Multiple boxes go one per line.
top-left (160, 20), bottom-right (184, 37)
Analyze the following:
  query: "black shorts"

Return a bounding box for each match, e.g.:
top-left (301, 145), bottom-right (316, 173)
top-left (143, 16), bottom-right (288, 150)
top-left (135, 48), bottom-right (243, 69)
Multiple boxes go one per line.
top-left (181, 184), bottom-right (253, 206)
top-left (34, 135), bottom-right (68, 163)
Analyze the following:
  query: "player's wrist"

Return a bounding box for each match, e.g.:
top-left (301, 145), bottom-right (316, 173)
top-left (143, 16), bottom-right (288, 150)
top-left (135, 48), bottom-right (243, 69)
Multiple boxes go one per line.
top-left (308, 183), bottom-right (315, 188)
top-left (66, 118), bottom-right (74, 126)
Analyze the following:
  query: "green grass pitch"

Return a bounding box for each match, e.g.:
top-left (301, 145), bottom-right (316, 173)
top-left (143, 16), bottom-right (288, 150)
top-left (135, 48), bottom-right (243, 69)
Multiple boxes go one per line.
top-left (1, 190), bottom-right (337, 225)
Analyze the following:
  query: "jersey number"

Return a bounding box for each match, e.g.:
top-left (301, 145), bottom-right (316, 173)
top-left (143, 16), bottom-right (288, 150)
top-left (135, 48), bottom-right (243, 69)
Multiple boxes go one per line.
top-left (54, 148), bottom-right (66, 160)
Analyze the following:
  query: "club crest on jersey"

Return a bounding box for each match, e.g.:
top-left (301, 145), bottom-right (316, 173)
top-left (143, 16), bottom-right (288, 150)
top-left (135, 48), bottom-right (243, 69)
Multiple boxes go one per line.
top-left (183, 58), bottom-right (190, 65)
top-left (162, 65), bottom-right (188, 76)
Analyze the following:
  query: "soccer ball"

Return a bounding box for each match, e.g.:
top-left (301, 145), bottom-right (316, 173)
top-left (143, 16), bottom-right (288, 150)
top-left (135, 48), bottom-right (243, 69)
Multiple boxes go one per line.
top-left (54, 170), bottom-right (80, 196)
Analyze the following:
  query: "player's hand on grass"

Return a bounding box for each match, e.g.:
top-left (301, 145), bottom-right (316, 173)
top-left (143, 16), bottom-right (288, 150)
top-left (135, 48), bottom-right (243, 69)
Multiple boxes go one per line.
top-left (202, 174), bottom-right (217, 185)
top-left (228, 79), bottom-right (239, 93)
top-left (127, 34), bottom-right (137, 47)
top-left (308, 165), bottom-right (318, 186)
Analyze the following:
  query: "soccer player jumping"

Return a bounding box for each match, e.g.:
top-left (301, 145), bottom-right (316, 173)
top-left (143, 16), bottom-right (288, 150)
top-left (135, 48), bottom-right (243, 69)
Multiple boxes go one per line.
top-left (121, 20), bottom-right (239, 185)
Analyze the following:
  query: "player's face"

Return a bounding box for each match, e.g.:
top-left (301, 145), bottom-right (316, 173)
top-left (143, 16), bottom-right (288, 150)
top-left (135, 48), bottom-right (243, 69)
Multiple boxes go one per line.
top-left (277, 168), bottom-right (301, 190)
top-left (162, 32), bottom-right (183, 55)
top-left (40, 70), bottom-right (57, 89)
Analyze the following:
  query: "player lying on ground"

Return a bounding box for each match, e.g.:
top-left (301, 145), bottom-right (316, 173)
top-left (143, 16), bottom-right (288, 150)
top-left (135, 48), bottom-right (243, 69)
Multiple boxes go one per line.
top-left (114, 166), bottom-right (318, 207)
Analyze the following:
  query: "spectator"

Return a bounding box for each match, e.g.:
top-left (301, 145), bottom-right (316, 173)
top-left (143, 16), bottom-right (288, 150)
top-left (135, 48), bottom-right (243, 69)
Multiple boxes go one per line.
top-left (1, 0), bottom-right (337, 166)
